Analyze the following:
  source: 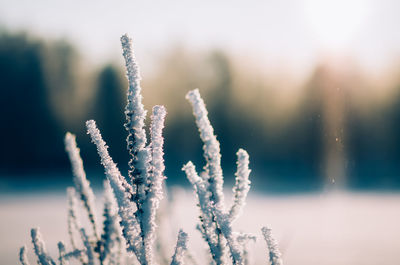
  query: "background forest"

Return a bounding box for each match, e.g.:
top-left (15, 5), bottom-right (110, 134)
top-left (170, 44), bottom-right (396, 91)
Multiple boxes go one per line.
top-left (1, 29), bottom-right (400, 192)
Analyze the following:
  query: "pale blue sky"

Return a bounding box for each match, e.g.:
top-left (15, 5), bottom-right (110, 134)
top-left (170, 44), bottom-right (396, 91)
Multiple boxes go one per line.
top-left (0, 0), bottom-right (399, 73)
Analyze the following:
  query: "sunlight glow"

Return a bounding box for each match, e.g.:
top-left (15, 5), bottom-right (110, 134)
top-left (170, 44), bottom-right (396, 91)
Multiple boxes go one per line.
top-left (304, 0), bottom-right (371, 49)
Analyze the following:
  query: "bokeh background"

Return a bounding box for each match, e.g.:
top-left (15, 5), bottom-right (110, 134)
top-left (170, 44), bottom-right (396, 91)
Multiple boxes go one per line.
top-left (1, 0), bottom-right (400, 264)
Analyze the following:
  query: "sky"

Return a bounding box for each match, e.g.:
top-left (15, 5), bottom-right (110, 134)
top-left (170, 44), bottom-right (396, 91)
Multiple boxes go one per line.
top-left (0, 0), bottom-right (400, 74)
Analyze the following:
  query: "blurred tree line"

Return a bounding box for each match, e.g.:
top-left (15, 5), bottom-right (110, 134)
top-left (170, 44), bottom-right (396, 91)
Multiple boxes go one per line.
top-left (1, 29), bottom-right (400, 191)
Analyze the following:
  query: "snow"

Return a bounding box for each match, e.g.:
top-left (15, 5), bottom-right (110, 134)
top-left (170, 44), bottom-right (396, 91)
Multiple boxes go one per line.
top-left (1, 191), bottom-right (400, 265)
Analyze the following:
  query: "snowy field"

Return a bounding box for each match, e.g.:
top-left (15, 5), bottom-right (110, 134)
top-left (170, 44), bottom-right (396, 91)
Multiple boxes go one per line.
top-left (1, 190), bottom-right (400, 265)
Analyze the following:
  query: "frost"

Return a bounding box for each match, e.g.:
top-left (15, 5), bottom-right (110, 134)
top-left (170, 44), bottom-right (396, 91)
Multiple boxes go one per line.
top-left (100, 181), bottom-right (125, 265)
top-left (19, 246), bottom-right (30, 265)
top-left (20, 34), bottom-right (282, 265)
top-left (57, 242), bottom-right (66, 265)
top-left (236, 233), bottom-right (256, 265)
top-left (183, 89), bottom-right (254, 265)
top-left (66, 188), bottom-right (80, 251)
top-left (182, 162), bottom-right (221, 262)
top-left (186, 89), bottom-right (224, 205)
top-left (142, 105), bottom-right (167, 264)
top-left (262, 226), bottom-right (283, 265)
top-left (229, 149), bottom-right (251, 222)
top-left (170, 230), bottom-right (189, 265)
top-left (65, 132), bottom-right (98, 239)
top-left (211, 203), bottom-right (243, 265)
top-left (121, 33), bottom-right (150, 206)
top-left (183, 89), bottom-right (283, 265)
top-left (85, 35), bottom-right (179, 265)
top-left (31, 228), bottom-right (56, 265)
top-left (86, 119), bottom-right (142, 260)
top-left (80, 228), bottom-right (94, 265)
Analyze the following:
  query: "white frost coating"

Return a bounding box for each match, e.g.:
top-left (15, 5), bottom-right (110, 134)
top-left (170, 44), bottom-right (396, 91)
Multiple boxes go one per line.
top-left (67, 188), bottom-right (87, 265)
top-left (19, 246), bottom-right (30, 265)
top-left (142, 105), bottom-right (167, 264)
top-left (148, 106), bottom-right (167, 203)
top-left (186, 89), bottom-right (224, 205)
top-left (182, 162), bottom-right (222, 262)
top-left (121, 34), bottom-right (150, 205)
top-left (229, 149), bottom-right (251, 222)
top-left (65, 132), bottom-right (98, 239)
top-left (211, 204), bottom-right (244, 265)
top-left (67, 188), bottom-right (80, 251)
top-left (235, 233), bottom-right (257, 244)
top-left (31, 228), bottom-right (56, 265)
top-left (57, 242), bottom-right (67, 265)
top-left (80, 228), bottom-right (94, 265)
top-left (182, 163), bottom-right (215, 237)
top-left (182, 161), bottom-right (219, 245)
top-left (86, 120), bottom-right (143, 261)
top-left (170, 230), bottom-right (188, 265)
top-left (63, 249), bottom-right (84, 261)
top-left (101, 181), bottom-right (124, 265)
top-left (182, 162), bottom-right (203, 187)
top-left (236, 233), bottom-right (256, 265)
top-left (261, 227), bottom-right (283, 265)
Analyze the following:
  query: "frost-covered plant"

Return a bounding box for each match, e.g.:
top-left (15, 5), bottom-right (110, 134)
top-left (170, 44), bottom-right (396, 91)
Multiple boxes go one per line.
top-left (86, 34), bottom-right (173, 264)
top-left (261, 227), bottom-right (283, 265)
top-left (182, 89), bottom-right (281, 265)
top-left (20, 34), bottom-right (187, 265)
top-left (170, 230), bottom-right (188, 265)
top-left (19, 34), bottom-right (283, 265)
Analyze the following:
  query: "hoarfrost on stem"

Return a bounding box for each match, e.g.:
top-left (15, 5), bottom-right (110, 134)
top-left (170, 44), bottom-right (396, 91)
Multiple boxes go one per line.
top-left (229, 149), bottom-right (251, 222)
top-left (262, 226), bottom-right (283, 265)
top-left (19, 246), bottom-right (30, 265)
top-left (236, 233), bottom-right (257, 265)
top-left (211, 203), bottom-right (244, 265)
top-left (65, 132), bottom-right (99, 239)
top-left (31, 228), bottom-right (56, 265)
top-left (85, 35), bottom-right (184, 265)
top-left (80, 228), bottom-right (95, 265)
top-left (183, 89), bottom-right (282, 265)
top-left (57, 242), bottom-right (67, 265)
top-left (86, 119), bottom-right (143, 261)
top-left (142, 105), bottom-right (167, 264)
top-left (182, 162), bottom-right (221, 261)
top-left (170, 230), bottom-right (189, 265)
top-left (101, 181), bottom-right (125, 265)
top-left (186, 89), bottom-right (224, 205)
top-left (121, 33), bottom-right (150, 206)
top-left (66, 187), bottom-right (80, 251)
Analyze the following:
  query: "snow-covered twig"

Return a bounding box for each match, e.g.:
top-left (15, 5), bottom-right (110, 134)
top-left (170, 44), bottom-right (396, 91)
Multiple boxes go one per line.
top-left (19, 246), bottom-right (30, 265)
top-left (121, 34), bottom-right (150, 206)
top-left (67, 187), bottom-right (80, 251)
top-left (184, 89), bottom-right (253, 264)
top-left (170, 230), bottom-right (188, 265)
top-left (31, 228), bottom-right (56, 265)
top-left (63, 249), bottom-right (85, 261)
top-left (236, 233), bottom-right (256, 265)
top-left (229, 149), bottom-right (251, 222)
top-left (186, 89), bottom-right (224, 205)
top-left (80, 228), bottom-right (95, 265)
top-left (211, 204), bottom-right (243, 265)
top-left (65, 132), bottom-right (98, 239)
top-left (101, 181), bottom-right (124, 265)
top-left (57, 242), bottom-right (67, 265)
top-left (86, 120), bottom-right (143, 261)
top-left (142, 105), bottom-right (167, 264)
top-left (261, 226), bottom-right (283, 265)
top-left (182, 162), bottom-right (223, 263)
